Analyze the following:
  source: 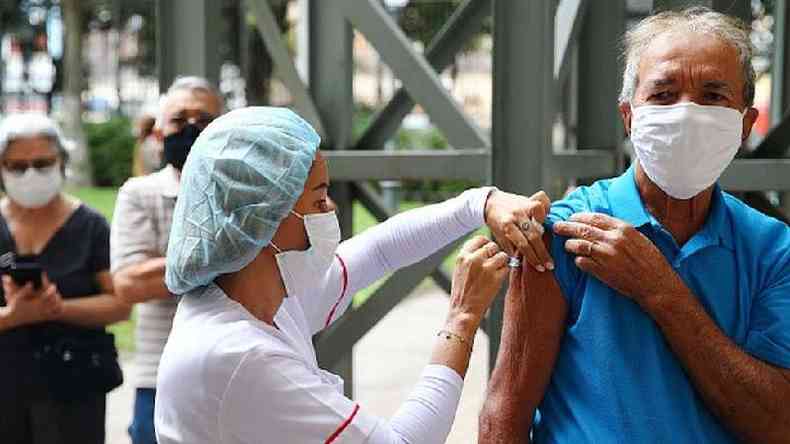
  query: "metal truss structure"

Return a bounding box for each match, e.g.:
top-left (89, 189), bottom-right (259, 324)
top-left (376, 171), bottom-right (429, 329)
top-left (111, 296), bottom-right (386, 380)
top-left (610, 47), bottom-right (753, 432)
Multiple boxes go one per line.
top-left (158, 0), bottom-right (790, 396)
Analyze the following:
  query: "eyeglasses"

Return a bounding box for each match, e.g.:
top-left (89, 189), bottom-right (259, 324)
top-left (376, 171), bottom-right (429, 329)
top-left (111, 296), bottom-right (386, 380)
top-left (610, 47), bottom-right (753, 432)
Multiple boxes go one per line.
top-left (168, 113), bottom-right (217, 130)
top-left (2, 157), bottom-right (59, 175)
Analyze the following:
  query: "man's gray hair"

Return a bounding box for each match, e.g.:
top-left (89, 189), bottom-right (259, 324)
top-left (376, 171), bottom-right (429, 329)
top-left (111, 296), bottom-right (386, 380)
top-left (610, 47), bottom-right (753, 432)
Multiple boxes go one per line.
top-left (0, 113), bottom-right (71, 164)
top-left (166, 75), bottom-right (220, 98)
top-left (619, 7), bottom-right (755, 107)
top-left (156, 76), bottom-right (225, 125)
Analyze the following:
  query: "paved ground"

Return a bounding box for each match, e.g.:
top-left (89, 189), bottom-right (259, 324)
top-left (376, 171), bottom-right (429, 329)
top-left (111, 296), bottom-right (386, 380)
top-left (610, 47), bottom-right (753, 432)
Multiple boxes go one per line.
top-left (107, 284), bottom-right (489, 444)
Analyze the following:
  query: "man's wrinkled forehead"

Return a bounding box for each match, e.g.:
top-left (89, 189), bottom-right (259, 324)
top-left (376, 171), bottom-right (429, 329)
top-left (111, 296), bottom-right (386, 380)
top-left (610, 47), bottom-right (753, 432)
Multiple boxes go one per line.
top-left (161, 88), bottom-right (222, 120)
top-left (637, 31), bottom-right (743, 92)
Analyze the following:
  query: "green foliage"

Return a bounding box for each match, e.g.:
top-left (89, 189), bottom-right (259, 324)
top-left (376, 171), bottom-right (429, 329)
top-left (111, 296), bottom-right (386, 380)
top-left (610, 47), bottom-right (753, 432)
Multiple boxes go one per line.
top-left (397, 1), bottom-right (491, 52)
top-left (84, 117), bottom-right (136, 187)
top-left (398, 1), bottom-right (461, 47)
top-left (67, 186), bottom-right (118, 220)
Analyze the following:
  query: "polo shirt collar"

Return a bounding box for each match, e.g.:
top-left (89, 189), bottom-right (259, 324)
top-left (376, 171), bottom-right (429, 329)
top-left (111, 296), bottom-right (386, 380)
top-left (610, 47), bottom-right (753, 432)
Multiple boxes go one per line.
top-left (693, 184), bottom-right (734, 251)
top-left (607, 165), bottom-right (733, 251)
top-left (607, 165), bottom-right (651, 228)
top-left (160, 165), bottom-right (180, 198)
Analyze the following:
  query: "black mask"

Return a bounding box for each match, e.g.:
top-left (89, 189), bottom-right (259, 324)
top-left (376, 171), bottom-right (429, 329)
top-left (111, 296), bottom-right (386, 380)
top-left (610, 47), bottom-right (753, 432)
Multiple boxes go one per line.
top-left (163, 124), bottom-right (201, 170)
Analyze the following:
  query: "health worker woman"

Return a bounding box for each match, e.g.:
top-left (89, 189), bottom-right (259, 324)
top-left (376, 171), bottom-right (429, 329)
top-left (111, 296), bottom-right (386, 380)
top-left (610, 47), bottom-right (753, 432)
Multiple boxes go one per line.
top-left (154, 107), bottom-right (550, 444)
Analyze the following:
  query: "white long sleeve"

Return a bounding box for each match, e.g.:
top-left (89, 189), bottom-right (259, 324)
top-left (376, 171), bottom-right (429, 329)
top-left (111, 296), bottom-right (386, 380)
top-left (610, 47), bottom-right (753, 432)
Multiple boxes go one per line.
top-left (367, 365), bottom-right (464, 444)
top-left (298, 187), bottom-right (494, 333)
top-left (339, 186), bottom-right (493, 296)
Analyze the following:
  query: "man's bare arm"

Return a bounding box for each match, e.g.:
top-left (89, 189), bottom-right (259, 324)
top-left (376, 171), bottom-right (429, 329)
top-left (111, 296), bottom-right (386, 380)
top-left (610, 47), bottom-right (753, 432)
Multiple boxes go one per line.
top-left (479, 235), bottom-right (568, 443)
top-left (113, 257), bottom-right (171, 304)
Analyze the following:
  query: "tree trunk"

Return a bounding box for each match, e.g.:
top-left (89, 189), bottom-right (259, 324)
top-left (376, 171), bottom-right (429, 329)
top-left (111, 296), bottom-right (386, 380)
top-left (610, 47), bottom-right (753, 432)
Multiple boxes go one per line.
top-left (61, 0), bottom-right (91, 186)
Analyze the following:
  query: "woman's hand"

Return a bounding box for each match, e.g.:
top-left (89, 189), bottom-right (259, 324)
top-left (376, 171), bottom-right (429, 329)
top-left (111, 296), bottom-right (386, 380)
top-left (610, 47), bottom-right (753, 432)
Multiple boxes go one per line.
top-left (484, 190), bottom-right (553, 272)
top-left (446, 236), bottom-right (509, 336)
top-left (1, 274), bottom-right (63, 328)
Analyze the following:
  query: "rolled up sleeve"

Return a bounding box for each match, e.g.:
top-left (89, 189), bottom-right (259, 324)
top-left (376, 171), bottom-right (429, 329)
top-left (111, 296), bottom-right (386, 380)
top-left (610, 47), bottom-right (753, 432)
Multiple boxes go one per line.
top-left (110, 180), bottom-right (159, 273)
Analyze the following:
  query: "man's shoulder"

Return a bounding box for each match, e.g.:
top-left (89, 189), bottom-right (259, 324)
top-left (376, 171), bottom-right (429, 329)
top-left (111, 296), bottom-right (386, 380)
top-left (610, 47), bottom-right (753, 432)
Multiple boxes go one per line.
top-left (721, 192), bottom-right (790, 265)
top-left (118, 169), bottom-right (170, 196)
top-left (722, 192), bottom-right (789, 233)
top-left (548, 177), bottom-right (618, 223)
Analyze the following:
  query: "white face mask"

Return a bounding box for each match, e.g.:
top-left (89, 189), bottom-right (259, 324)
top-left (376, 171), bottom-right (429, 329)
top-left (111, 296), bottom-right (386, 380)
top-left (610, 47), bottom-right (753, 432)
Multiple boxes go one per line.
top-left (272, 210), bottom-right (341, 297)
top-left (630, 102), bottom-right (744, 200)
top-left (2, 164), bottom-right (64, 209)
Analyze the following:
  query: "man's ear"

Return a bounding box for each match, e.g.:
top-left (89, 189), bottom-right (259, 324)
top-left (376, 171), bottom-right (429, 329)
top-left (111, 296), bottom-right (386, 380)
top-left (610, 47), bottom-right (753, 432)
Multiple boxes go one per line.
top-left (619, 102), bottom-right (632, 138)
top-left (741, 107), bottom-right (759, 142)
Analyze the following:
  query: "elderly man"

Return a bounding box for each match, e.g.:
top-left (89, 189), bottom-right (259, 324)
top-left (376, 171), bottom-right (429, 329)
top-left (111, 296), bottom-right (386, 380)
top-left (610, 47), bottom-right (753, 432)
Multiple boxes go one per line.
top-left (110, 76), bottom-right (223, 444)
top-left (479, 8), bottom-right (790, 444)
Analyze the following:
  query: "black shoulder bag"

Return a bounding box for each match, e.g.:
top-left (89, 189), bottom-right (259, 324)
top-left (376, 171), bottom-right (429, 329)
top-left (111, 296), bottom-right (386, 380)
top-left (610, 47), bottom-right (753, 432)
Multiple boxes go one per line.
top-left (34, 328), bottom-right (124, 400)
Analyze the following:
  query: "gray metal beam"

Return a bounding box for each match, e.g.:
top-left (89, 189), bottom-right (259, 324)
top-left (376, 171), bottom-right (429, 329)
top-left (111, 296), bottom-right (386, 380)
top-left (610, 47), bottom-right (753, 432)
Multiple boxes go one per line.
top-left (315, 241), bottom-right (461, 370)
top-left (246, 0), bottom-right (327, 138)
top-left (576, 0), bottom-right (625, 172)
top-left (489, 0), bottom-right (556, 370)
top-left (325, 149), bottom-right (489, 181)
top-left (341, 0), bottom-right (490, 150)
top-left (554, 0), bottom-right (588, 85)
top-left (308, 0), bottom-right (355, 397)
top-left (771, 0), bottom-right (790, 218)
top-left (551, 150), bottom-right (618, 178)
top-left (356, 0), bottom-right (492, 150)
top-left (322, 150), bottom-right (617, 181)
top-left (156, 0), bottom-right (221, 92)
top-left (719, 159), bottom-right (790, 191)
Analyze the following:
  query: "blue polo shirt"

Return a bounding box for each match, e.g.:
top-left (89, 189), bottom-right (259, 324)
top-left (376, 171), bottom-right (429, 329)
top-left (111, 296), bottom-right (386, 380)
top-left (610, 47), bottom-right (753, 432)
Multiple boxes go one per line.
top-left (534, 166), bottom-right (790, 443)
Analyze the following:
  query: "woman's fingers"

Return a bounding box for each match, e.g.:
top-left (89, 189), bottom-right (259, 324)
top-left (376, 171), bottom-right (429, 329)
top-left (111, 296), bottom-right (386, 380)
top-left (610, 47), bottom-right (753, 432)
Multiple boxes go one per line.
top-left (461, 235), bottom-right (491, 256)
top-left (504, 223), bottom-right (536, 265)
top-left (524, 220), bottom-right (554, 271)
top-left (17, 282), bottom-right (34, 300)
top-left (511, 219), bottom-right (553, 272)
top-left (1, 275), bottom-right (12, 295)
top-left (484, 251), bottom-right (509, 270)
top-left (529, 191), bottom-right (551, 220)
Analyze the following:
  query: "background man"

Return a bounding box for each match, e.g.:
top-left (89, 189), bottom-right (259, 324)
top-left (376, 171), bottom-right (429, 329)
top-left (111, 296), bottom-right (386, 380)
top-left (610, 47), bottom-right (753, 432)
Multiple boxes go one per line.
top-left (110, 76), bottom-right (223, 444)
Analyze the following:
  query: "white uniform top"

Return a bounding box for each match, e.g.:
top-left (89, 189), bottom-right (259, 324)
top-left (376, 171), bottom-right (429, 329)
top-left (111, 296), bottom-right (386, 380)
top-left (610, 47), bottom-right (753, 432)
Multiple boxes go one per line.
top-left (155, 187), bottom-right (492, 444)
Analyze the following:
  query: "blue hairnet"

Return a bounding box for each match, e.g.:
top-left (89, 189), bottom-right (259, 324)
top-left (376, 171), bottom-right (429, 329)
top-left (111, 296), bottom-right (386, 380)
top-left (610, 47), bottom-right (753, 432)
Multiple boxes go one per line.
top-left (165, 107), bottom-right (320, 295)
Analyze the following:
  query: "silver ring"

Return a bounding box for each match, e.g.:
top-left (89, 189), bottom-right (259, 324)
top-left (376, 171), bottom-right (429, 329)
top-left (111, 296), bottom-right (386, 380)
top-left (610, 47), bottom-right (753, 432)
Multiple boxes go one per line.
top-left (507, 256), bottom-right (522, 268)
top-left (520, 220), bottom-right (531, 232)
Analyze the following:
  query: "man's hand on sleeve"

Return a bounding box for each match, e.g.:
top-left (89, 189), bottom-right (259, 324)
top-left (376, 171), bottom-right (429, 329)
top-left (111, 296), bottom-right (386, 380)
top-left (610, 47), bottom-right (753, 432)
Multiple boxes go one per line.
top-left (484, 190), bottom-right (553, 272)
top-left (552, 212), bottom-right (684, 311)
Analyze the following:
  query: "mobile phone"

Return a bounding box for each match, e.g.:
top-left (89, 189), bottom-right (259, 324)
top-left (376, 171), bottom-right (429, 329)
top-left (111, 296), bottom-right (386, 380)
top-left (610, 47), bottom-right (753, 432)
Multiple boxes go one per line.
top-left (8, 261), bottom-right (43, 289)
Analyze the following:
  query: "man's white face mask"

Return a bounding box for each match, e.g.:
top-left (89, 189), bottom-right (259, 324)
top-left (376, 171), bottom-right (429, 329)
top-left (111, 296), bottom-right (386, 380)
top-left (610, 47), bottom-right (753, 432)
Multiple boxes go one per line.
top-left (630, 102), bottom-right (744, 200)
top-left (271, 210), bottom-right (341, 298)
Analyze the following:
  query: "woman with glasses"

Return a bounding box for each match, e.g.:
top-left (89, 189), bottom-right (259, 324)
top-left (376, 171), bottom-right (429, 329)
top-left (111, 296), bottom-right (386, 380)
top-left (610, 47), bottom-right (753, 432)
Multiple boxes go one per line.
top-left (0, 113), bottom-right (130, 444)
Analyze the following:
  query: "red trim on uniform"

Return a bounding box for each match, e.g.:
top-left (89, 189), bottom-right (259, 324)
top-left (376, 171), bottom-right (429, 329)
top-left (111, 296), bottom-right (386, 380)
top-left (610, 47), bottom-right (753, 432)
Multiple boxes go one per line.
top-left (324, 254), bottom-right (349, 328)
top-left (325, 404), bottom-right (360, 444)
